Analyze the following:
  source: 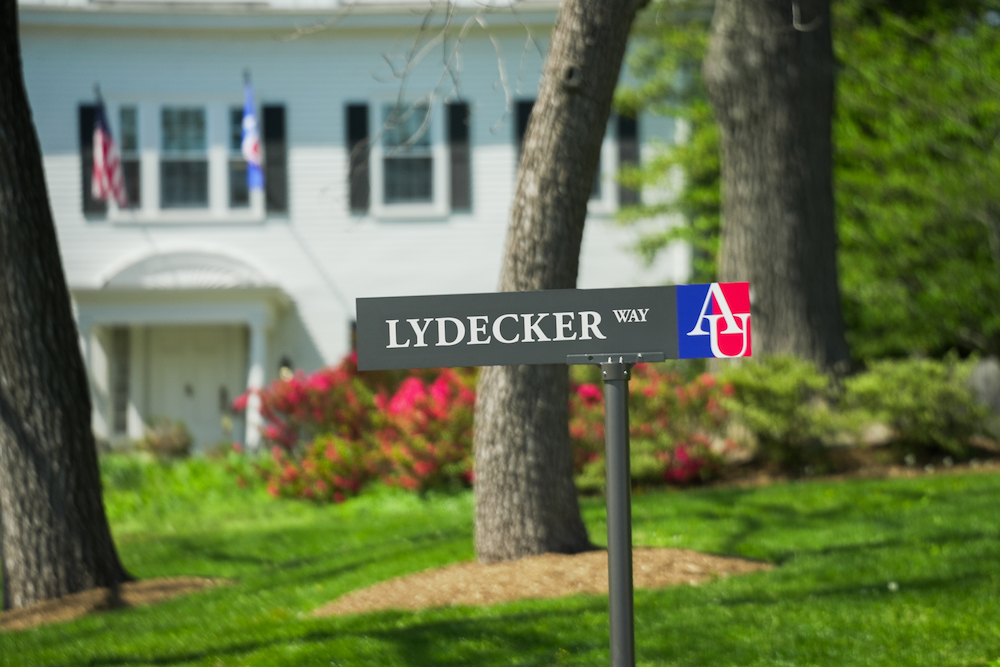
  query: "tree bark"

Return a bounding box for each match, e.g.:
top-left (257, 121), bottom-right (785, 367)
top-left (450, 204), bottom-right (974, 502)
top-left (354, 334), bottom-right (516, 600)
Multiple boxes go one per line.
top-left (704, 0), bottom-right (850, 369)
top-left (473, 0), bottom-right (647, 563)
top-left (0, 0), bottom-right (131, 610)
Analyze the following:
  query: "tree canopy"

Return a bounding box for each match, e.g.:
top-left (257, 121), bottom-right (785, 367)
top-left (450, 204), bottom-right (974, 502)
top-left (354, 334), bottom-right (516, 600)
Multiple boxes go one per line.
top-left (619, 0), bottom-right (1000, 361)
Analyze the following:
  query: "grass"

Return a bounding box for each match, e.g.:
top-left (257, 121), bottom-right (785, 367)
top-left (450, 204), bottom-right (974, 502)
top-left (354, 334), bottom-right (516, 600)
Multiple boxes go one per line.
top-left (2, 454), bottom-right (1000, 666)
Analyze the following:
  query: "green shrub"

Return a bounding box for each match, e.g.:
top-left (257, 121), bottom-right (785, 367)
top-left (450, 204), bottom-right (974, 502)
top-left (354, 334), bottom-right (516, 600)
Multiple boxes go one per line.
top-left (842, 355), bottom-right (990, 456)
top-left (719, 356), bottom-right (839, 465)
top-left (137, 418), bottom-right (193, 459)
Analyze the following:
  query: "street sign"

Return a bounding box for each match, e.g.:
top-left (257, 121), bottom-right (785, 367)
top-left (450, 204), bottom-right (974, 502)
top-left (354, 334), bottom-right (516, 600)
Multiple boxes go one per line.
top-left (355, 281), bottom-right (751, 667)
top-left (356, 282), bottom-right (751, 371)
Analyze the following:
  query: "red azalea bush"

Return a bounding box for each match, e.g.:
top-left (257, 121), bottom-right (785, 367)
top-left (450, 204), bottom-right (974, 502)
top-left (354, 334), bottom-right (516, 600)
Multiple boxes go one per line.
top-left (232, 354), bottom-right (475, 501)
top-left (570, 364), bottom-right (735, 489)
top-left (372, 369), bottom-right (476, 492)
top-left (233, 354), bottom-right (739, 503)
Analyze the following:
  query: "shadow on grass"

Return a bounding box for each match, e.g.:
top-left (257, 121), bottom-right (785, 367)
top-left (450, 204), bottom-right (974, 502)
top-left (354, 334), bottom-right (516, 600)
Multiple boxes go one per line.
top-left (84, 607), bottom-right (600, 667)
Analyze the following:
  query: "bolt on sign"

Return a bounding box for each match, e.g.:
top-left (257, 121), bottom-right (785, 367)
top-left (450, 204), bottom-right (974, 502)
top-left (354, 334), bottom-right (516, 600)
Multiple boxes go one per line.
top-left (356, 282), bottom-right (752, 371)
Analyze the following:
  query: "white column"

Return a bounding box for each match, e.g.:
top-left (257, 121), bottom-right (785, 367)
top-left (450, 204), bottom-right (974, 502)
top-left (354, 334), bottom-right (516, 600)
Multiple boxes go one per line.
top-left (245, 316), bottom-right (267, 452)
top-left (77, 316), bottom-right (102, 438)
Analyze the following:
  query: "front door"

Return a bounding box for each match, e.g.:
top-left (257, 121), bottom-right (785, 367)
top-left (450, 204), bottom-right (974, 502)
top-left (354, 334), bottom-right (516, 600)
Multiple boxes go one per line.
top-left (148, 325), bottom-right (248, 450)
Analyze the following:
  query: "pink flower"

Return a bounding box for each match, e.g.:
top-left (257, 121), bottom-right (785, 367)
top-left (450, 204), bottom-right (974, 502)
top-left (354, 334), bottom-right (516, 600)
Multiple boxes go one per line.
top-left (577, 383), bottom-right (602, 406)
top-left (429, 376), bottom-right (452, 405)
top-left (231, 442), bottom-right (244, 454)
top-left (306, 372), bottom-right (332, 392)
top-left (389, 377), bottom-right (427, 414)
top-left (232, 392), bottom-right (250, 412)
top-left (414, 460), bottom-right (437, 477)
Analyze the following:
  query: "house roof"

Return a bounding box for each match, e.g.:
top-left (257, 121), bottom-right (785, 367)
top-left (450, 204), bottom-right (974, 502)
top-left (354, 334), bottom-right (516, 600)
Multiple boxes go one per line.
top-left (18, 0), bottom-right (559, 31)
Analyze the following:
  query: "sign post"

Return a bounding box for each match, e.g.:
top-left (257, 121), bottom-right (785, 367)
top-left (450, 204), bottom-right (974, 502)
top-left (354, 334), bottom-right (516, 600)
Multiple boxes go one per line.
top-left (357, 283), bottom-right (751, 667)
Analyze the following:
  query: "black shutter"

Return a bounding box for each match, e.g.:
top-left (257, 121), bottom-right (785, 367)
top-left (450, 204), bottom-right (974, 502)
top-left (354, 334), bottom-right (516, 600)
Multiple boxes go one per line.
top-left (515, 99), bottom-right (534, 163)
top-left (78, 104), bottom-right (106, 215)
top-left (346, 103), bottom-right (370, 213)
top-left (617, 113), bottom-right (640, 206)
top-left (263, 105), bottom-right (287, 214)
top-left (448, 102), bottom-right (471, 211)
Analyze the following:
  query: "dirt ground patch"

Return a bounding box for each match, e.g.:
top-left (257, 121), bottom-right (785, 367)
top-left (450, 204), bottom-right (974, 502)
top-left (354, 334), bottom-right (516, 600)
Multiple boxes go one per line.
top-left (312, 548), bottom-right (772, 617)
top-left (0, 577), bottom-right (229, 632)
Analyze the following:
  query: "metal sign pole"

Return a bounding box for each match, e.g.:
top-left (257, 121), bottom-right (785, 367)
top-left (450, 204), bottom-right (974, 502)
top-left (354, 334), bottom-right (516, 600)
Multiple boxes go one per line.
top-left (569, 352), bottom-right (659, 667)
top-left (602, 358), bottom-right (635, 667)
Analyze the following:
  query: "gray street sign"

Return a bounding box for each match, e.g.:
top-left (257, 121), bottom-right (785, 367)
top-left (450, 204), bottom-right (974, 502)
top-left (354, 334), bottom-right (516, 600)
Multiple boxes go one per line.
top-left (356, 286), bottom-right (679, 371)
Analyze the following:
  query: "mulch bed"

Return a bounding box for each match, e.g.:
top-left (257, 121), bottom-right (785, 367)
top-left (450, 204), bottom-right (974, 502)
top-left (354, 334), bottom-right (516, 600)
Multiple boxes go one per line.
top-left (312, 548), bottom-right (771, 617)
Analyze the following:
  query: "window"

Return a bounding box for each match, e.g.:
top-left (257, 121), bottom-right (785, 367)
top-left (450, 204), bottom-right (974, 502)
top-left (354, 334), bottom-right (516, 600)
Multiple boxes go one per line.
top-left (347, 100), bottom-right (463, 217)
top-left (160, 107), bottom-right (208, 208)
top-left (229, 104), bottom-right (286, 212)
top-left (383, 102), bottom-right (432, 204)
top-left (119, 106), bottom-right (141, 207)
top-left (82, 99), bottom-right (285, 222)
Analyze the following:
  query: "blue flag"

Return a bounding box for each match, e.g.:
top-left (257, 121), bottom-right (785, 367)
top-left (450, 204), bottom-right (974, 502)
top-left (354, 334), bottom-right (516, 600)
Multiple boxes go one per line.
top-left (242, 80), bottom-right (264, 191)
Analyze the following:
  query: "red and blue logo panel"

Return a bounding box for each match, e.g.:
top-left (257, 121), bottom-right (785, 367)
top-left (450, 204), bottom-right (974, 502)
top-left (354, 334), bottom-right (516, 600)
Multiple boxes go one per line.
top-left (676, 282), bottom-right (752, 359)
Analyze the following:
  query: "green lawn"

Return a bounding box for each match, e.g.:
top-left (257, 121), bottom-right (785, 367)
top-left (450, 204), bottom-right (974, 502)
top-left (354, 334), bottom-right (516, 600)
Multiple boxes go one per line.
top-left (2, 455), bottom-right (1000, 666)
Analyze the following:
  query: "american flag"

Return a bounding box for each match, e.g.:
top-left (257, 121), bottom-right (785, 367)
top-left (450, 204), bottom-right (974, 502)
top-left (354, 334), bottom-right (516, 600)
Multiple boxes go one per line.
top-left (92, 97), bottom-right (129, 208)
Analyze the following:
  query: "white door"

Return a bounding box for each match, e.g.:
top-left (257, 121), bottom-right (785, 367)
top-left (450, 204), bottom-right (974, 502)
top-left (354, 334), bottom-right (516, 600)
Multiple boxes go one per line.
top-left (148, 325), bottom-right (248, 450)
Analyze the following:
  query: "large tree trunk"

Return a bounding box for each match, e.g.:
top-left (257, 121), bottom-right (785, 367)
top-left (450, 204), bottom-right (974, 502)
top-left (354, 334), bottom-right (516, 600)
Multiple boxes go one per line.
top-left (473, 0), bottom-right (647, 563)
top-left (704, 0), bottom-right (850, 369)
top-left (0, 0), bottom-right (131, 610)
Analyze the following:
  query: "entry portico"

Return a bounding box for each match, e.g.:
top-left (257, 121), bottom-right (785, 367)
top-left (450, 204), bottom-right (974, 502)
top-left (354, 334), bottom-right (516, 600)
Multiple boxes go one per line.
top-left (74, 251), bottom-right (289, 451)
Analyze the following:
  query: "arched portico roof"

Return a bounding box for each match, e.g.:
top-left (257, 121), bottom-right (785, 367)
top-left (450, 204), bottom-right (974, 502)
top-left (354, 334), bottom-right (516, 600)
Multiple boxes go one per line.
top-left (103, 251), bottom-right (271, 290)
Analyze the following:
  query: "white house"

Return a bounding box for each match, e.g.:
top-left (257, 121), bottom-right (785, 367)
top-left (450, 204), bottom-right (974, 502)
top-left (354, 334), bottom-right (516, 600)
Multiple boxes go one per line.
top-left (17, 0), bottom-right (688, 450)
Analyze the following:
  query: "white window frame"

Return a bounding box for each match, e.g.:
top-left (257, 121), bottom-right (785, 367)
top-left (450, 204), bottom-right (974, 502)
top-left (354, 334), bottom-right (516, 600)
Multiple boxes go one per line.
top-left (369, 99), bottom-right (449, 220)
top-left (104, 97), bottom-right (265, 225)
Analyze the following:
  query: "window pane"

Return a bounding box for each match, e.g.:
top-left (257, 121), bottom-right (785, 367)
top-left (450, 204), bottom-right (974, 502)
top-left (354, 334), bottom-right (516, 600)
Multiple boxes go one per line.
top-left (161, 160), bottom-right (208, 208)
top-left (162, 108), bottom-right (206, 152)
top-left (383, 103), bottom-right (430, 149)
top-left (120, 106), bottom-right (138, 152)
top-left (229, 159), bottom-right (249, 207)
top-left (384, 157), bottom-right (432, 203)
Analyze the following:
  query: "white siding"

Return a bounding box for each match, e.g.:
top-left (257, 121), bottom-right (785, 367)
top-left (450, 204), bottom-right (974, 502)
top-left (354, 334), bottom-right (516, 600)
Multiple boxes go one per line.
top-left (21, 12), bottom-right (689, 376)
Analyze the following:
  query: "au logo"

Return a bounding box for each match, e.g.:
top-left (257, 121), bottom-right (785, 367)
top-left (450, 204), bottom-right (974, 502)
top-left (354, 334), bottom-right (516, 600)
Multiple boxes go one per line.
top-left (676, 282), bottom-right (752, 359)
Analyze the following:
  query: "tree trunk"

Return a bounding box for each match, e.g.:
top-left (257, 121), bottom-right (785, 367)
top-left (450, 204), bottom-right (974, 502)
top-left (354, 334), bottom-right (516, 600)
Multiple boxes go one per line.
top-left (473, 0), bottom-right (647, 563)
top-left (704, 0), bottom-right (850, 370)
top-left (0, 0), bottom-right (131, 610)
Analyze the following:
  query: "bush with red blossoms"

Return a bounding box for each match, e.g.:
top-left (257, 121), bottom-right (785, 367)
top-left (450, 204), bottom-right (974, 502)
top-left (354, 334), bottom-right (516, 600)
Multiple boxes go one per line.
top-left (233, 353), bottom-right (475, 501)
top-left (570, 364), bottom-right (734, 490)
top-left (234, 352), bottom-right (745, 502)
top-left (372, 368), bottom-right (476, 492)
